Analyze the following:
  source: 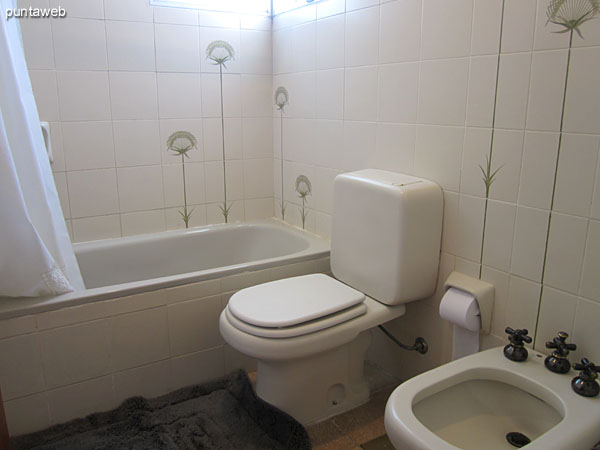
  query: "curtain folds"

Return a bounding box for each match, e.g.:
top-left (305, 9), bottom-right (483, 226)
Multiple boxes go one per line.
top-left (0, 0), bottom-right (84, 297)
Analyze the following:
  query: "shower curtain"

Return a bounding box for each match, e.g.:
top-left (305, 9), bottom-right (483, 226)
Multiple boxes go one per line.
top-left (0, 0), bottom-right (84, 297)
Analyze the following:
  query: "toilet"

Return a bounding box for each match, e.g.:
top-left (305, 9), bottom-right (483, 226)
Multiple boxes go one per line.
top-left (219, 169), bottom-right (444, 424)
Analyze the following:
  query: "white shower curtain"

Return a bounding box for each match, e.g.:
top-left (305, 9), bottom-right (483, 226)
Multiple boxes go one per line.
top-left (0, 0), bottom-right (84, 297)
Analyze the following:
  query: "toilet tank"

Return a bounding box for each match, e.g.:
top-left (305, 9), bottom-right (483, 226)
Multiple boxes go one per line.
top-left (331, 169), bottom-right (443, 306)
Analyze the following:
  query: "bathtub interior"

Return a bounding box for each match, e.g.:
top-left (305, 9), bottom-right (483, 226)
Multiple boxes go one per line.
top-left (75, 221), bottom-right (316, 289)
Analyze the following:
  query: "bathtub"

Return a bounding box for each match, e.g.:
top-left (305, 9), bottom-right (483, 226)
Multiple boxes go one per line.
top-left (0, 219), bottom-right (329, 320)
top-left (0, 219), bottom-right (330, 436)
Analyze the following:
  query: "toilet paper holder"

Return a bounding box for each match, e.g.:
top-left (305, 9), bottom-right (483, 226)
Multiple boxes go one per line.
top-left (443, 272), bottom-right (494, 335)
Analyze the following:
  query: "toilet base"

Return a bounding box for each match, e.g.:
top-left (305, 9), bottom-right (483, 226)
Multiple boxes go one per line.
top-left (255, 330), bottom-right (372, 425)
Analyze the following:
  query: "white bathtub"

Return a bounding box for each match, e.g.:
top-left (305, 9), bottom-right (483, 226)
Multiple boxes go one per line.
top-left (0, 220), bottom-right (330, 435)
top-left (0, 220), bottom-right (329, 320)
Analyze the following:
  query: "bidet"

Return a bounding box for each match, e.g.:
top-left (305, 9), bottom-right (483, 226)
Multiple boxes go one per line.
top-left (385, 347), bottom-right (600, 450)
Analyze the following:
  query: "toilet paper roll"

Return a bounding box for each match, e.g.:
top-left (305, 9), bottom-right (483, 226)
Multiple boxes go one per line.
top-left (439, 287), bottom-right (481, 360)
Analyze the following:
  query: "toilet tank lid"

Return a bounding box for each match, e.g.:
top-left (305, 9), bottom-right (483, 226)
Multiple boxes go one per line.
top-left (228, 274), bottom-right (366, 328)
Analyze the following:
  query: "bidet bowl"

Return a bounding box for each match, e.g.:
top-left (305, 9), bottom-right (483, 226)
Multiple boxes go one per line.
top-left (385, 347), bottom-right (600, 450)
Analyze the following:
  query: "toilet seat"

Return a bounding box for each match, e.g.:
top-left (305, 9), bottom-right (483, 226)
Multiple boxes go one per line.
top-left (226, 273), bottom-right (367, 338)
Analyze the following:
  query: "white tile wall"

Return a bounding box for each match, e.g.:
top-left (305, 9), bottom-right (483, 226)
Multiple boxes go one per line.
top-left (272, 0), bottom-right (600, 382)
top-left (24, 5), bottom-right (274, 241)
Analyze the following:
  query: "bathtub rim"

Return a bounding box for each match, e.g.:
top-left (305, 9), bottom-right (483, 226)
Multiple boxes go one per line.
top-left (0, 219), bottom-right (330, 321)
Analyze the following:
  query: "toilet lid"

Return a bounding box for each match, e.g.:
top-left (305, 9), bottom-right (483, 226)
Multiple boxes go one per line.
top-left (227, 273), bottom-right (366, 328)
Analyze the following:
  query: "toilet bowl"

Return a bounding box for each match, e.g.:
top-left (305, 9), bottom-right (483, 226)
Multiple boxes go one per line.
top-left (219, 170), bottom-right (444, 424)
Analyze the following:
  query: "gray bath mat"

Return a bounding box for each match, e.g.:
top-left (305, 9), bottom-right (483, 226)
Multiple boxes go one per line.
top-left (12, 370), bottom-right (311, 450)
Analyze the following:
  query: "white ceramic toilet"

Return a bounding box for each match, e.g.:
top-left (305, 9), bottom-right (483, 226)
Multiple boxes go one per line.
top-left (219, 169), bottom-right (444, 424)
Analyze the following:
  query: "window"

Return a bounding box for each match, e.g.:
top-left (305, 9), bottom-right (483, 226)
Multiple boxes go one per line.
top-left (149, 0), bottom-right (320, 16)
top-left (149, 0), bottom-right (272, 16)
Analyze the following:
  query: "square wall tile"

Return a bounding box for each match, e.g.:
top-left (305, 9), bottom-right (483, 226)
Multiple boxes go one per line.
top-left (314, 120), bottom-right (343, 169)
top-left (290, 22), bottom-right (316, 72)
top-left (241, 30), bottom-right (272, 75)
top-left (285, 72), bottom-right (316, 119)
top-left (47, 376), bottom-right (116, 425)
top-left (420, 0), bottom-right (473, 59)
top-left (199, 28), bottom-right (241, 74)
top-left (418, 58), bottom-right (469, 126)
top-left (0, 335), bottom-right (45, 400)
top-left (57, 71), bottom-right (111, 121)
top-left (480, 267), bottom-right (509, 337)
top-left (157, 73), bottom-right (203, 119)
top-left (40, 319), bottom-right (112, 388)
top-left (344, 66), bottom-right (378, 121)
top-left (466, 55), bottom-right (498, 127)
top-left (4, 393), bottom-right (50, 437)
top-left (460, 127), bottom-right (490, 197)
top-left (241, 75), bottom-right (272, 117)
top-left (379, 0), bottom-right (421, 63)
top-left (316, 15), bottom-right (345, 70)
top-left (517, 131), bottom-right (559, 210)
top-left (168, 295), bottom-right (223, 357)
top-left (106, 20), bottom-right (156, 71)
top-left (505, 275), bottom-right (541, 333)
top-left (344, 6), bottom-right (379, 67)
top-left (455, 194), bottom-right (485, 262)
top-left (500, 0), bottom-right (536, 53)
top-left (104, 0), bottom-right (153, 22)
top-left (111, 308), bottom-right (170, 371)
top-left (488, 129), bottom-right (524, 203)
top-left (580, 220), bottom-right (600, 302)
top-left (572, 298), bottom-right (600, 364)
top-left (564, 47), bottom-right (600, 134)
top-left (67, 168), bottom-right (119, 218)
top-left (50, 0), bottom-right (104, 19)
top-left (374, 123), bottom-right (416, 174)
top-left (114, 360), bottom-right (171, 402)
top-left (526, 49), bottom-right (568, 132)
top-left (29, 70), bottom-right (60, 121)
top-left (554, 134), bottom-right (600, 217)
top-left (117, 166), bottom-right (164, 213)
top-left (159, 119), bottom-right (204, 164)
top-left (244, 158), bottom-right (273, 198)
top-left (316, 69), bottom-right (344, 120)
top-left (378, 62), bottom-right (419, 123)
top-left (494, 53), bottom-right (532, 130)
top-left (154, 6), bottom-right (198, 25)
top-left (242, 118), bottom-right (272, 159)
top-left (113, 120), bottom-right (161, 168)
top-left (482, 200), bottom-right (517, 273)
top-left (71, 215), bottom-right (121, 242)
top-left (155, 24), bottom-right (200, 73)
top-left (510, 206), bottom-right (549, 282)
top-left (200, 74), bottom-right (241, 118)
top-left (52, 18), bottom-right (107, 70)
top-left (109, 72), bottom-right (158, 120)
top-left (20, 15), bottom-right (54, 69)
top-left (414, 125), bottom-right (464, 192)
top-left (170, 347), bottom-right (225, 391)
top-left (62, 121), bottom-right (115, 171)
top-left (342, 121), bottom-right (376, 171)
top-left (544, 213), bottom-right (588, 295)
top-left (203, 118), bottom-right (242, 161)
top-left (470, 0), bottom-right (503, 56)
top-left (121, 210), bottom-right (166, 236)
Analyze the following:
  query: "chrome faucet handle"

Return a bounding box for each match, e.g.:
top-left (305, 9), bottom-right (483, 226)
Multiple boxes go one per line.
top-left (504, 328), bottom-right (532, 362)
top-left (545, 332), bottom-right (577, 374)
top-left (572, 358), bottom-right (600, 398)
